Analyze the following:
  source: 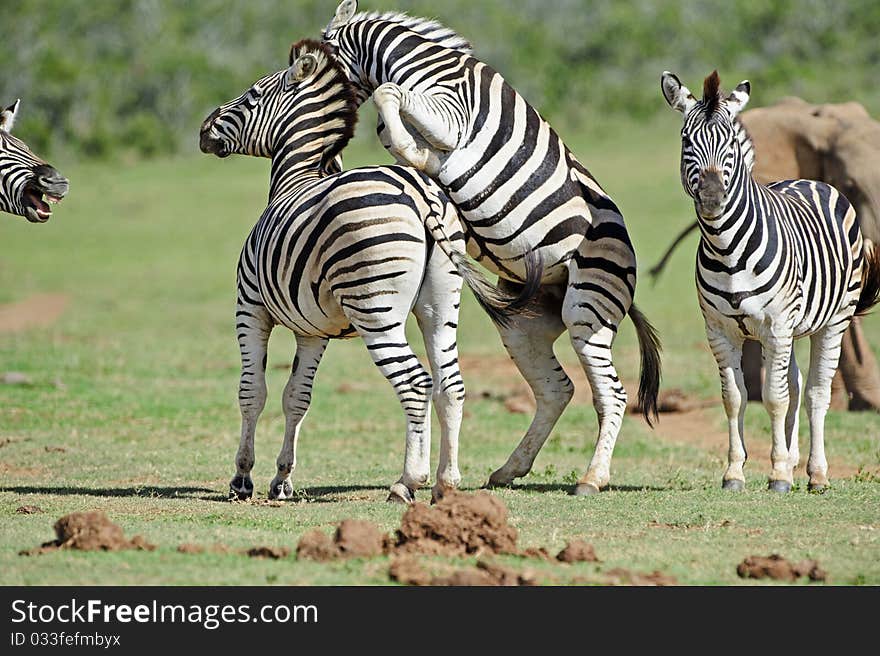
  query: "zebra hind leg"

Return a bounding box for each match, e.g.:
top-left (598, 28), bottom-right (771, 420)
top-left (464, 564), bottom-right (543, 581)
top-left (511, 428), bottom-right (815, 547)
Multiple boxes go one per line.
top-left (761, 336), bottom-right (795, 492)
top-left (805, 323), bottom-right (848, 491)
top-left (411, 246), bottom-right (467, 502)
top-left (485, 284), bottom-right (572, 488)
top-left (267, 336), bottom-right (328, 500)
top-left (361, 327), bottom-right (434, 504)
top-left (785, 345), bottom-right (802, 474)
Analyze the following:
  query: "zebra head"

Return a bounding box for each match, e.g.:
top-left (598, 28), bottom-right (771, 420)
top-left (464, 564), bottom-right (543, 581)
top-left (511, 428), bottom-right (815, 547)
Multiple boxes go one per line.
top-left (662, 71), bottom-right (750, 220)
top-left (200, 41), bottom-right (356, 172)
top-left (0, 100), bottom-right (68, 223)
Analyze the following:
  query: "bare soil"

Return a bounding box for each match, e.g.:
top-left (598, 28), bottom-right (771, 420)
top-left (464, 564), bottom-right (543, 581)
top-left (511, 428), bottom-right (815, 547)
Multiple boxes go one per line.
top-left (246, 546), bottom-right (290, 559)
top-left (0, 293), bottom-right (69, 333)
top-left (20, 511), bottom-right (155, 555)
top-left (389, 557), bottom-right (538, 586)
top-left (15, 505), bottom-right (44, 514)
top-left (604, 568), bottom-right (678, 586)
top-left (737, 555), bottom-right (827, 582)
top-left (556, 540), bottom-right (600, 563)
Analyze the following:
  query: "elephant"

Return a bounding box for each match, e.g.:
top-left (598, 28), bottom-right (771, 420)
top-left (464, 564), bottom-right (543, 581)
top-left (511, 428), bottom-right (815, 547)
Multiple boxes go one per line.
top-left (652, 96), bottom-right (880, 411)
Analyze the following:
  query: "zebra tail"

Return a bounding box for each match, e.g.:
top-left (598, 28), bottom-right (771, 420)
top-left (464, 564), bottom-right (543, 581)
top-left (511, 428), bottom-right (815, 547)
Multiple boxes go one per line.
top-left (856, 239), bottom-right (880, 316)
top-left (452, 249), bottom-right (543, 328)
top-left (629, 303), bottom-right (662, 426)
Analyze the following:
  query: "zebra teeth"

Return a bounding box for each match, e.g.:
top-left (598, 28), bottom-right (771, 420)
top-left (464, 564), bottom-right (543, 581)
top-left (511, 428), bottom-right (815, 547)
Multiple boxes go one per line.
top-left (46, 195), bottom-right (62, 204)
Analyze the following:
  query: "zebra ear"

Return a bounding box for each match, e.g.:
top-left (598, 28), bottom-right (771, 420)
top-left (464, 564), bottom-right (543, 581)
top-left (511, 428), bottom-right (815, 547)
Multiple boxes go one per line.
top-left (328, 0), bottom-right (357, 31)
top-left (0, 99), bottom-right (20, 133)
top-left (726, 81), bottom-right (750, 117)
top-left (288, 53), bottom-right (319, 86)
top-left (661, 72), bottom-right (696, 115)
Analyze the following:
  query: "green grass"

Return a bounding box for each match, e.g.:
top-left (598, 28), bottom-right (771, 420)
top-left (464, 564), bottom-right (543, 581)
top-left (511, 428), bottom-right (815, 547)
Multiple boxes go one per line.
top-left (1, 119), bottom-right (879, 585)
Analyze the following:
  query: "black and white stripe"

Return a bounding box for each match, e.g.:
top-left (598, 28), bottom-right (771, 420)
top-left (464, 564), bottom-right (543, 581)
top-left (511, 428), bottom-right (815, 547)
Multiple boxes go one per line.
top-left (321, 1), bottom-right (661, 495)
top-left (200, 40), bottom-right (523, 503)
top-left (0, 100), bottom-right (68, 223)
top-left (662, 70), bottom-right (880, 492)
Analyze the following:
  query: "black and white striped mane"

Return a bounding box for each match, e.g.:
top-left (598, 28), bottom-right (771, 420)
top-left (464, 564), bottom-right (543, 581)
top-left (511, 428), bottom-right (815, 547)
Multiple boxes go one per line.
top-left (288, 39), bottom-right (359, 172)
top-left (337, 11), bottom-right (472, 53)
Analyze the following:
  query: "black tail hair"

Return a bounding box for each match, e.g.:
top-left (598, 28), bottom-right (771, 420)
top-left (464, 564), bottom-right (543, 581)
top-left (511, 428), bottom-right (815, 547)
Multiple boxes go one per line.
top-left (856, 240), bottom-right (880, 316)
top-left (455, 250), bottom-right (543, 328)
top-left (629, 303), bottom-right (662, 426)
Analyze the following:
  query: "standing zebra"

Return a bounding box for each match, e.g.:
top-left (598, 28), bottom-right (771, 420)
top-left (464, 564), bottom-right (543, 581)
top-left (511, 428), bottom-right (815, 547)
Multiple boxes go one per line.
top-left (0, 100), bottom-right (68, 222)
top-left (320, 0), bottom-right (662, 495)
top-left (200, 40), bottom-right (531, 503)
top-left (661, 70), bottom-right (880, 492)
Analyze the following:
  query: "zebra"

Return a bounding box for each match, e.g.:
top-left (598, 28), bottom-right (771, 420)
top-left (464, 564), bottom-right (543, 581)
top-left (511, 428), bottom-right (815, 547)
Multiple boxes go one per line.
top-left (199, 39), bottom-right (534, 503)
top-left (0, 100), bottom-right (68, 222)
top-left (320, 0), bottom-right (662, 495)
top-left (661, 70), bottom-right (880, 492)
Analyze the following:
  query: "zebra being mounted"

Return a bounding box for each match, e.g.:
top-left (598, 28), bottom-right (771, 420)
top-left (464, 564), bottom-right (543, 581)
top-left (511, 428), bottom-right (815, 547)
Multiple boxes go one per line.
top-left (661, 70), bottom-right (880, 492)
top-left (0, 100), bottom-right (68, 222)
top-left (199, 40), bottom-right (532, 503)
top-left (321, 0), bottom-right (662, 495)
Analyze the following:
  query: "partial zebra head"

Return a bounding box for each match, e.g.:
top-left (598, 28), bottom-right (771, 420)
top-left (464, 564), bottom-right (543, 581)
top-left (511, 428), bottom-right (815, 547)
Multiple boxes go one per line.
top-left (0, 100), bottom-right (68, 223)
top-left (199, 40), bottom-right (356, 172)
top-left (662, 71), bottom-right (750, 220)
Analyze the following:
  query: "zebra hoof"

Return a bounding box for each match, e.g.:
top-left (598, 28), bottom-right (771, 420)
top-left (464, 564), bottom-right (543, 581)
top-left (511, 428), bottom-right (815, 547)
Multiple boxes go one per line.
top-left (387, 483), bottom-right (415, 505)
top-left (768, 480), bottom-right (792, 493)
top-left (268, 479), bottom-right (293, 501)
top-left (571, 483), bottom-right (601, 496)
top-left (808, 482), bottom-right (827, 494)
top-left (228, 475), bottom-right (254, 501)
top-left (722, 479), bottom-right (745, 492)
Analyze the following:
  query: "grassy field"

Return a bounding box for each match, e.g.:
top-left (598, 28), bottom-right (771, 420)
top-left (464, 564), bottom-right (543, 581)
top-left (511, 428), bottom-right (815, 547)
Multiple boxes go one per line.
top-left (1, 117), bottom-right (879, 585)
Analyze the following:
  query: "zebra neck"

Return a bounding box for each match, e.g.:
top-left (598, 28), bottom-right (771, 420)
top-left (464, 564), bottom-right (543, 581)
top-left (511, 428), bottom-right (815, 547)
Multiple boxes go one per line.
top-left (696, 172), bottom-right (766, 255)
top-left (268, 149), bottom-right (324, 199)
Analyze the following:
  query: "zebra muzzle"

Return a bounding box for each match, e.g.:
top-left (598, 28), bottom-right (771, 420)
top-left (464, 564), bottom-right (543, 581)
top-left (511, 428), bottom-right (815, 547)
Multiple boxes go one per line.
top-left (696, 169), bottom-right (725, 219)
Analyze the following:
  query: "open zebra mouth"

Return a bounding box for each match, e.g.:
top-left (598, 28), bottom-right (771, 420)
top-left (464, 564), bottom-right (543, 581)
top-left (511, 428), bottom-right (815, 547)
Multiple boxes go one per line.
top-left (23, 183), bottom-right (64, 223)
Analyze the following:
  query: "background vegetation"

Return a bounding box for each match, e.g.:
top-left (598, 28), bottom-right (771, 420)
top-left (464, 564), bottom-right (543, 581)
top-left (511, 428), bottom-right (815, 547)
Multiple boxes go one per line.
top-left (3, 0), bottom-right (880, 160)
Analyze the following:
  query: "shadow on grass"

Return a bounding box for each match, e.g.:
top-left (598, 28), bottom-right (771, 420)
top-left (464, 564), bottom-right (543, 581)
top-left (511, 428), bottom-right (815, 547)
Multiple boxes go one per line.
top-left (197, 484), bottom-right (391, 504)
top-left (1, 485), bottom-right (215, 499)
top-left (492, 482), bottom-right (670, 493)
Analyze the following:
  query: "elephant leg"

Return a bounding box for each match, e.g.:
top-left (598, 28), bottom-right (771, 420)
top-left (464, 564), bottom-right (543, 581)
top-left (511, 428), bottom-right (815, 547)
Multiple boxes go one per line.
top-left (839, 317), bottom-right (880, 412)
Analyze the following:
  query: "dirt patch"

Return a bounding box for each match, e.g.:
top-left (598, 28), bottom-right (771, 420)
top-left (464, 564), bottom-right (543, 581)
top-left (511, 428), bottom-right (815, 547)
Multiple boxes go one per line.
top-left (15, 505), bottom-right (44, 514)
top-left (2, 372), bottom-right (32, 385)
top-left (556, 540), bottom-right (600, 563)
top-left (247, 546), bottom-right (291, 560)
top-left (737, 555), bottom-right (827, 582)
top-left (604, 568), bottom-right (678, 586)
top-left (0, 293), bottom-right (69, 334)
top-left (628, 388), bottom-right (717, 415)
top-left (44, 446), bottom-right (66, 453)
top-left (20, 511), bottom-right (155, 555)
top-left (297, 529), bottom-right (342, 562)
top-left (392, 490), bottom-right (518, 557)
top-left (389, 557), bottom-right (538, 586)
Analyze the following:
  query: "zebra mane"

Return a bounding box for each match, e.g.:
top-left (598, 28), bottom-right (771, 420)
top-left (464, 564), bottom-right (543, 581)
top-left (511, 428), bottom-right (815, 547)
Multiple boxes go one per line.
top-left (288, 39), bottom-right (359, 173)
top-left (734, 117), bottom-right (756, 173)
top-left (702, 70), bottom-right (721, 115)
top-left (347, 11), bottom-right (473, 53)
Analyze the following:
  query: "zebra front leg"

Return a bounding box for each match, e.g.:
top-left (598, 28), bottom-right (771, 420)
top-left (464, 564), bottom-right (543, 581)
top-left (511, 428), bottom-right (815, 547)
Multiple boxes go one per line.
top-left (268, 336), bottom-right (328, 500)
top-left (361, 328), bottom-right (434, 504)
top-left (486, 284), bottom-right (572, 488)
top-left (231, 303), bottom-right (273, 500)
top-left (372, 84), bottom-right (457, 175)
top-left (762, 335), bottom-right (795, 492)
top-left (707, 330), bottom-right (748, 490)
top-left (805, 324), bottom-right (847, 491)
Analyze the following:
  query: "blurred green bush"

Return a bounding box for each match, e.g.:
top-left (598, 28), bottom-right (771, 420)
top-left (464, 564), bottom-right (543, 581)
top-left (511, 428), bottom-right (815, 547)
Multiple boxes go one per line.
top-left (3, 0), bottom-right (879, 159)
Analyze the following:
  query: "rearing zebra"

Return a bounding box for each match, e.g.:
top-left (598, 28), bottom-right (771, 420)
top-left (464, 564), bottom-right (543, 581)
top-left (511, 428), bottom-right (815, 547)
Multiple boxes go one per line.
top-left (200, 40), bottom-right (530, 503)
top-left (661, 70), bottom-right (880, 492)
top-left (0, 100), bottom-right (68, 222)
top-left (321, 0), bottom-right (662, 495)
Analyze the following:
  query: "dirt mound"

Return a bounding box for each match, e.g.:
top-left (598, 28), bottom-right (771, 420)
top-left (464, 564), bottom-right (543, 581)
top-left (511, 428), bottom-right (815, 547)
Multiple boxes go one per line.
top-left (605, 568), bottom-right (677, 586)
top-left (737, 555), bottom-right (827, 582)
top-left (392, 490), bottom-right (518, 556)
top-left (176, 543), bottom-right (233, 555)
top-left (297, 520), bottom-right (388, 562)
top-left (16, 505), bottom-right (43, 514)
top-left (556, 540), bottom-right (599, 563)
top-left (389, 557), bottom-right (538, 586)
top-left (247, 546), bottom-right (290, 559)
top-left (20, 511), bottom-right (155, 555)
